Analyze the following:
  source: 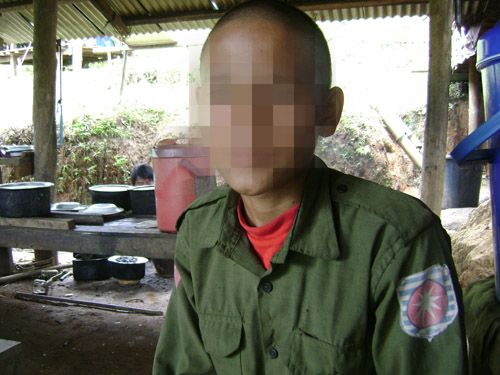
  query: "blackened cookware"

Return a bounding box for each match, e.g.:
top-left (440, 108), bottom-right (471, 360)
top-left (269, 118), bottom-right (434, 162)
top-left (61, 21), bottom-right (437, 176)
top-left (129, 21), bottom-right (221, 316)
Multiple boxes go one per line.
top-left (129, 185), bottom-right (156, 215)
top-left (89, 184), bottom-right (131, 210)
top-left (0, 181), bottom-right (53, 218)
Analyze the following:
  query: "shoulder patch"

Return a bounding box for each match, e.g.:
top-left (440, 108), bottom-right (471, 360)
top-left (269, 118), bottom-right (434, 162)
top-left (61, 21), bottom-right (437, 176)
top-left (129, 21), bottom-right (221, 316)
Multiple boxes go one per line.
top-left (397, 264), bottom-right (458, 342)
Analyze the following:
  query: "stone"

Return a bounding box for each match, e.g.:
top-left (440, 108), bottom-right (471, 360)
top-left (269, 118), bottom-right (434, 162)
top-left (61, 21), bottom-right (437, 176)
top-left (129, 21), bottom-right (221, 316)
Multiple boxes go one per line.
top-left (451, 199), bottom-right (495, 289)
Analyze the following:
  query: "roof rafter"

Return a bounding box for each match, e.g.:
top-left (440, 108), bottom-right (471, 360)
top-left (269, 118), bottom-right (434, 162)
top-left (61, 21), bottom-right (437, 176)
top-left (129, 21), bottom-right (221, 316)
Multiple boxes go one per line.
top-left (89, 0), bottom-right (130, 36)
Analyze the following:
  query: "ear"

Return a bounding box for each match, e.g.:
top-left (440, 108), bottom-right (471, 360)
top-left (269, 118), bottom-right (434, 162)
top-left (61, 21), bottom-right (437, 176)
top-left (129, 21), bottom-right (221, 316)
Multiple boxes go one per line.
top-left (319, 86), bottom-right (344, 137)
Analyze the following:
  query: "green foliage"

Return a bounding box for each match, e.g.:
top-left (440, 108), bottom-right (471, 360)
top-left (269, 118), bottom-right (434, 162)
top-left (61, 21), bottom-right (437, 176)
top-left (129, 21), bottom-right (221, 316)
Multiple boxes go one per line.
top-left (0, 105), bottom-right (167, 203)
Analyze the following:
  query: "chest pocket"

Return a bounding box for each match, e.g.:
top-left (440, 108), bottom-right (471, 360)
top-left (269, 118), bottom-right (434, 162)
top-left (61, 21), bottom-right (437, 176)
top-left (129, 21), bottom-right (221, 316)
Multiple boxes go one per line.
top-left (199, 314), bottom-right (243, 375)
top-left (285, 329), bottom-right (373, 375)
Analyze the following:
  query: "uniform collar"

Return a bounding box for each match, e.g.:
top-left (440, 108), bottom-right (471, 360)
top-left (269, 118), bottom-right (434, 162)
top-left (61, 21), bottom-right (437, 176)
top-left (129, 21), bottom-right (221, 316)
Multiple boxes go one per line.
top-left (209, 156), bottom-right (341, 265)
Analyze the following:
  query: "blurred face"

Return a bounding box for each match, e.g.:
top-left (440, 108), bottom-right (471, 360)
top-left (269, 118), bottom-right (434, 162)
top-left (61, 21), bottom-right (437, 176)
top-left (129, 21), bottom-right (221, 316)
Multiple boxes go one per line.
top-left (134, 177), bottom-right (154, 186)
top-left (198, 20), bottom-right (330, 196)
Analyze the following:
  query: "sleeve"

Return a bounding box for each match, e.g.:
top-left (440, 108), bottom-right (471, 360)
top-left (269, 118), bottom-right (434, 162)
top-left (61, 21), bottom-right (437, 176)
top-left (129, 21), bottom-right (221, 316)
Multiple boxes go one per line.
top-left (153, 219), bottom-right (216, 375)
top-left (371, 217), bottom-right (468, 375)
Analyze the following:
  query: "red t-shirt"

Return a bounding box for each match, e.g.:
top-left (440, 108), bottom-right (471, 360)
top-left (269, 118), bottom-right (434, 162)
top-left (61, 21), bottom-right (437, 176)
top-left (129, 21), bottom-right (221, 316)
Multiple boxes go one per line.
top-left (237, 197), bottom-right (300, 270)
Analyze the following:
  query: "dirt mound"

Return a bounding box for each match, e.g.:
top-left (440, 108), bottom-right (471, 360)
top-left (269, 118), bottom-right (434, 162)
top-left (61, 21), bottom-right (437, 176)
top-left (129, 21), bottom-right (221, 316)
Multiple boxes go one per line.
top-left (452, 199), bottom-right (495, 289)
top-left (316, 109), bottom-right (421, 195)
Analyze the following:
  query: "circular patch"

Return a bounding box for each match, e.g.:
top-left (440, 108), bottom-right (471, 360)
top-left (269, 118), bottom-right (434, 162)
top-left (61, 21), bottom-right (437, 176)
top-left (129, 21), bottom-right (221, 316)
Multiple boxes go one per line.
top-left (407, 279), bottom-right (448, 329)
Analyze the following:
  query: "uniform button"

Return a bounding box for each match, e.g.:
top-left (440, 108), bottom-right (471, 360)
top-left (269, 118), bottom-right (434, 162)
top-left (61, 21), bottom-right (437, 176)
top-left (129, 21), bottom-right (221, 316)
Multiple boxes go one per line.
top-left (337, 184), bottom-right (348, 193)
top-left (262, 282), bottom-right (273, 293)
top-left (269, 348), bottom-right (278, 359)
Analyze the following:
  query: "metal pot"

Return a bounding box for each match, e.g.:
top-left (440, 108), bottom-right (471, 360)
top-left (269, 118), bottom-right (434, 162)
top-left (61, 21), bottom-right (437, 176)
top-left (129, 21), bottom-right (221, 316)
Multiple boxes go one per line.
top-left (108, 255), bottom-right (148, 281)
top-left (73, 258), bottom-right (111, 281)
top-left (0, 182), bottom-right (53, 218)
top-left (129, 185), bottom-right (156, 215)
top-left (89, 184), bottom-right (131, 210)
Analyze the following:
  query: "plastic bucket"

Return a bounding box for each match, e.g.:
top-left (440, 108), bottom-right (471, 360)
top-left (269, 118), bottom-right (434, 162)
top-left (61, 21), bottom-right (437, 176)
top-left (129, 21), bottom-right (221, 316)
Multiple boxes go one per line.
top-left (477, 22), bottom-right (500, 301)
top-left (152, 144), bottom-right (210, 233)
top-left (442, 156), bottom-right (483, 209)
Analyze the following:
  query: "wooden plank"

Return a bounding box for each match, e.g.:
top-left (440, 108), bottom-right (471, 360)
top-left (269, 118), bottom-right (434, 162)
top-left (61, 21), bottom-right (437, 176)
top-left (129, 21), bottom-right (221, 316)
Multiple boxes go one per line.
top-left (0, 217), bottom-right (75, 230)
top-left (33, 0), bottom-right (57, 201)
top-left (90, 0), bottom-right (130, 36)
top-left (50, 212), bottom-right (104, 225)
top-left (0, 226), bottom-right (176, 259)
top-left (420, 0), bottom-right (453, 216)
top-left (0, 247), bottom-right (13, 276)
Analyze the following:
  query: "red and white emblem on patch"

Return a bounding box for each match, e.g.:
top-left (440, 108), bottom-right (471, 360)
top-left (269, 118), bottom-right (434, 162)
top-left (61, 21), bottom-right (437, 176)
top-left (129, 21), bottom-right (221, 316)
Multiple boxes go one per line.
top-left (397, 264), bottom-right (458, 342)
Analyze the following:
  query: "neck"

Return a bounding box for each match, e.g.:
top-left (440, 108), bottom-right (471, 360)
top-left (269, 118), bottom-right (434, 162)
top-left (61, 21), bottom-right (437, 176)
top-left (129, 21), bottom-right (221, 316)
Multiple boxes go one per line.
top-left (240, 171), bottom-right (306, 227)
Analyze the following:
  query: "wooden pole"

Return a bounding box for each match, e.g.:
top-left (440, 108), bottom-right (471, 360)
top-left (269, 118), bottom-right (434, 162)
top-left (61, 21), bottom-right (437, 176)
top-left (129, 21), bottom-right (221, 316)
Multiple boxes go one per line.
top-left (420, 0), bottom-right (453, 216)
top-left (0, 247), bottom-right (13, 276)
top-left (469, 56), bottom-right (485, 136)
top-left (33, 0), bottom-right (57, 191)
top-left (33, 0), bottom-right (58, 265)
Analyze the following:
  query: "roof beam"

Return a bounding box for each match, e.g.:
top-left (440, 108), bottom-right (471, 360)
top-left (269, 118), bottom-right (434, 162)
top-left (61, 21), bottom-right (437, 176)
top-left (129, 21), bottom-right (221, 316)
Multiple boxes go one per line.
top-left (123, 0), bottom-right (429, 26)
top-left (0, 0), bottom-right (32, 13)
top-left (89, 0), bottom-right (130, 36)
top-left (124, 9), bottom-right (223, 26)
top-left (0, 0), bottom-right (87, 13)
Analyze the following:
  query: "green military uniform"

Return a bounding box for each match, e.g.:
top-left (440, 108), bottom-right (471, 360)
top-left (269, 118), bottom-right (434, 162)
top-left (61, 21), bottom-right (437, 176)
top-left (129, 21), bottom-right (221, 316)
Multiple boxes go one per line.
top-left (153, 157), bottom-right (468, 374)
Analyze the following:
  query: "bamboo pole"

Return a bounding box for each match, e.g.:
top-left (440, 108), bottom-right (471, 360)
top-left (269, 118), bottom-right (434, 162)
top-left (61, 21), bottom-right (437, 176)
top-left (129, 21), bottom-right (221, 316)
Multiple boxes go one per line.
top-left (420, 0), bottom-right (453, 216)
top-left (372, 105), bottom-right (423, 169)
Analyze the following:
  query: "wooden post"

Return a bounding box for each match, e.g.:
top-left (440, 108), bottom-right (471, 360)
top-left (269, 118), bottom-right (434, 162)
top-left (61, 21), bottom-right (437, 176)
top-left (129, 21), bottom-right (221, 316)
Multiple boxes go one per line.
top-left (119, 49), bottom-right (128, 97)
top-left (9, 48), bottom-right (17, 77)
top-left (33, 0), bottom-right (57, 190)
top-left (469, 56), bottom-right (485, 136)
top-left (0, 247), bottom-right (13, 276)
top-left (420, 0), bottom-right (453, 216)
top-left (33, 0), bottom-right (58, 266)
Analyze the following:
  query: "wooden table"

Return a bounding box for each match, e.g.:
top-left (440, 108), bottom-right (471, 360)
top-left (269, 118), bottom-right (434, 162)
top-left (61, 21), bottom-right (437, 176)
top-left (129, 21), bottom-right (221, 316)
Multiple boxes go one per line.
top-left (0, 216), bottom-right (177, 275)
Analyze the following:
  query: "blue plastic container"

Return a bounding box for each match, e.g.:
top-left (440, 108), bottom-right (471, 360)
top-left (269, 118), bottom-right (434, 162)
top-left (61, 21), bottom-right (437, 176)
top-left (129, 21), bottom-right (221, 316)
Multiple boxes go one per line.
top-left (452, 22), bottom-right (500, 301)
top-left (478, 23), bottom-right (500, 302)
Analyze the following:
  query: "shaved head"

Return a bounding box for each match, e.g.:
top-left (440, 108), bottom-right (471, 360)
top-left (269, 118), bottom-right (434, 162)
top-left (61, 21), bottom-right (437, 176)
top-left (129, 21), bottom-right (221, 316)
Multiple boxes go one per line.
top-left (202, 0), bottom-right (332, 86)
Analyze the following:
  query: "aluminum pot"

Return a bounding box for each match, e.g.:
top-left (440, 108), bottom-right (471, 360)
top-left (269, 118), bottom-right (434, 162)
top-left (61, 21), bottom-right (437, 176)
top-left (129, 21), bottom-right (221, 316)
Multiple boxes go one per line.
top-left (0, 182), bottom-right (53, 218)
top-left (108, 255), bottom-right (148, 281)
top-left (89, 184), bottom-right (131, 210)
top-left (73, 258), bottom-right (111, 281)
top-left (129, 185), bottom-right (156, 215)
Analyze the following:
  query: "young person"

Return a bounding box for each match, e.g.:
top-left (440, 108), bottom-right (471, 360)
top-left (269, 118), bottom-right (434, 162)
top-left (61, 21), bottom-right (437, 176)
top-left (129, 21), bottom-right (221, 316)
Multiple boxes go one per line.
top-left (153, 1), bottom-right (468, 374)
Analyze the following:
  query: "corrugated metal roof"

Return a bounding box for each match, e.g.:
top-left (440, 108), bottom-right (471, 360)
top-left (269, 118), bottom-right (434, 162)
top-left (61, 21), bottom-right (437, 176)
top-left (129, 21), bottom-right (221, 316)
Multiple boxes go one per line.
top-left (0, 0), bottom-right (429, 45)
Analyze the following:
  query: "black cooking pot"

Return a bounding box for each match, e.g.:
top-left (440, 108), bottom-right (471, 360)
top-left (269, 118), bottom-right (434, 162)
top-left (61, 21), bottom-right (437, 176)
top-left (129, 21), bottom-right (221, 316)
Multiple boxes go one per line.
top-left (108, 255), bottom-right (148, 281)
top-left (73, 258), bottom-right (111, 281)
top-left (129, 185), bottom-right (156, 215)
top-left (89, 184), bottom-right (131, 210)
top-left (0, 182), bottom-right (53, 218)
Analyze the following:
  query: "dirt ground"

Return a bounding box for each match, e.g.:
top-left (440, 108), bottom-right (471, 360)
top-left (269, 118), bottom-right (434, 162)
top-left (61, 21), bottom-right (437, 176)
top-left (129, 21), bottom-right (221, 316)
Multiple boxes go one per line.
top-left (0, 253), bottom-right (173, 375)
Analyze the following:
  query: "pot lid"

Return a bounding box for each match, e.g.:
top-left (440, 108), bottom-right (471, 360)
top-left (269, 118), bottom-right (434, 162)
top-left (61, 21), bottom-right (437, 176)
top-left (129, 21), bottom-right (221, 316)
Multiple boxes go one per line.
top-left (108, 255), bottom-right (148, 264)
top-left (89, 184), bottom-right (131, 192)
top-left (152, 145), bottom-right (209, 158)
top-left (0, 181), bottom-right (54, 190)
top-left (130, 185), bottom-right (155, 191)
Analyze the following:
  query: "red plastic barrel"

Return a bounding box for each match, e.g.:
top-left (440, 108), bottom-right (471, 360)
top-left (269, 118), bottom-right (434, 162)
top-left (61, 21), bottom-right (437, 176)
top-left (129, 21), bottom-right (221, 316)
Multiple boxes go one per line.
top-left (152, 143), bottom-right (210, 233)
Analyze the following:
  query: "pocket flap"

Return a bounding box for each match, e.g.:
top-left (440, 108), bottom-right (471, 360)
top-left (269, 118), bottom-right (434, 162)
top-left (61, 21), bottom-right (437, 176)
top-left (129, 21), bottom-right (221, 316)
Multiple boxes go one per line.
top-left (199, 314), bottom-right (242, 358)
